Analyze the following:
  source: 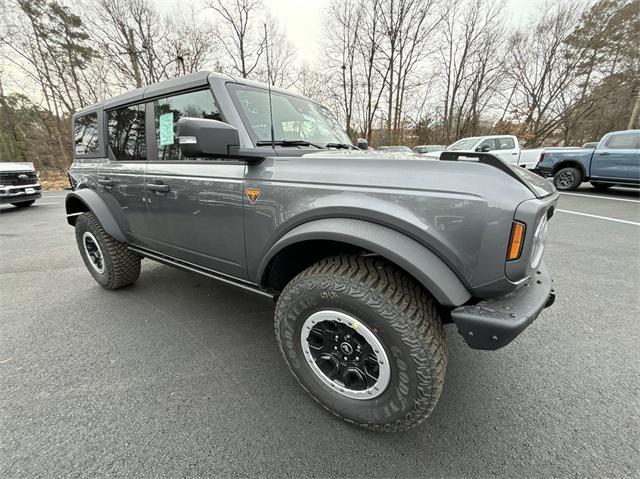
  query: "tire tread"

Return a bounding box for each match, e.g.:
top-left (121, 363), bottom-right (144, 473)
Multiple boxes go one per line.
top-left (275, 254), bottom-right (447, 432)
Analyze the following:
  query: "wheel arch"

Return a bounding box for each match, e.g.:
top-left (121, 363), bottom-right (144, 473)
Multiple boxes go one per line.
top-left (258, 218), bottom-right (471, 307)
top-left (65, 189), bottom-right (127, 243)
top-left (552, 160), bottom-right (587, 178)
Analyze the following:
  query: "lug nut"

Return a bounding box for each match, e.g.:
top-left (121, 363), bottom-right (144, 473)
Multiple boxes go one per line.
top-left (334, 346), bottom-right (338, 350)
top-left (344, 356), bottom-right (348, 361)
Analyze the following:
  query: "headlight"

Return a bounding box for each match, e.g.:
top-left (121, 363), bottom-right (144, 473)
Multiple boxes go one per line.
top-left (530, 214), bottom-right (548, 269)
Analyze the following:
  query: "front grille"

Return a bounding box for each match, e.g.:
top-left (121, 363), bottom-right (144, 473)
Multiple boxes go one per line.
top-left (0, 171), bottom-right (38, 186)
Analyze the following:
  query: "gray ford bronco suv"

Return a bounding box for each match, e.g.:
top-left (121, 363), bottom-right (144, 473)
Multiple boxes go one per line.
top-left (66, 71), bottom-right (557, 431)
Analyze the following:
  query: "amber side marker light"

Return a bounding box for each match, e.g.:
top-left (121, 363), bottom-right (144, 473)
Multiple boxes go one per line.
top-left (507, 222), bottom-right (526, 261)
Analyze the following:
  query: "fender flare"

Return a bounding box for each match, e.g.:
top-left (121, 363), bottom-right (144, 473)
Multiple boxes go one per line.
top-left (65, 189), bottom-right (127, 243)
top-left (552, 159), bottom-right (587, 178)
top-left (258, 218), bottom-right (471, 307)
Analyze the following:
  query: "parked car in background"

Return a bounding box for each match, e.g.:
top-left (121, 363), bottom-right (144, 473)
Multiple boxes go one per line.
top-left (536, 130), bottom-right (640, 191)
top-left (376, 145), bottom-right (414, 153)
top-left (0, 162), bottom-right (42, 207)
top-left (413, 144), bottom-right (446, 154)
top-left (582, 142), bottom-right (598, 149)
top-left (423, 135), bottom-right (544, 170)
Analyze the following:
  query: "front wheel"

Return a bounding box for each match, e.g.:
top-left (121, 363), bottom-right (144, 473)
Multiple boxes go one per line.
top-left (553, 167), bottom-right (583, 191)
top-left (274, 255), bottom-right (447, 432)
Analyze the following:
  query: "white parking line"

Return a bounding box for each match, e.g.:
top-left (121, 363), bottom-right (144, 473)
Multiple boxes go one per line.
top-left (560, 192), bottom-right (640, 204)
top-left (43, 195), bottom-right (66, 198)
top-left (556, 209), bottom-right (640, 226)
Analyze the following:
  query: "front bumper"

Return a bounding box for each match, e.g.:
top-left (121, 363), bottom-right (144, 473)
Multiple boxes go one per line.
top-left (451, 262), bottom-right (555, 350)
top-left (0, 184), bottom-right (42, 204)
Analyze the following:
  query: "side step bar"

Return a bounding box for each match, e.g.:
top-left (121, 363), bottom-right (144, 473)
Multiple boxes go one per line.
top-left (128, 245), bottom-right (274, 300)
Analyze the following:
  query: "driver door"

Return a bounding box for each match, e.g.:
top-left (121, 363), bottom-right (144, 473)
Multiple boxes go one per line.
top-left (142, 89), bottom-right (248, 279)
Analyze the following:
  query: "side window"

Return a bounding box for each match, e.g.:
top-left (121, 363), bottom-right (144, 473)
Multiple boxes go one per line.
top-left (605, 133), bottom-right (640, 149)
top-left (478, 139), bottom-right (497, 150)
top-left (107, 104), bottom-right (146, 161)
top-left (497, 137), bottom-right (516, 150)
top-left (154, 90), bottom-right (222, 161)
top-left (74, 112), bottom-right (99, 155)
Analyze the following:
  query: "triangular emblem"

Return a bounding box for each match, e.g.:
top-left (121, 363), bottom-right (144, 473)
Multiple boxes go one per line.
top-left (246, 187), bottom-right (261, 205)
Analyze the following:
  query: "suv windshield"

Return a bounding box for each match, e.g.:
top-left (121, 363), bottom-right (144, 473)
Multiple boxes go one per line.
top-left (447, 137), bottom-right (480, 151)
top-left (228, 83), bottom-right (351, 147)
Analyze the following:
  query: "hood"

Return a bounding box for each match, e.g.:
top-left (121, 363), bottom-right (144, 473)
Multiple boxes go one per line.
top-left (0, 162), bottom-right (35, 172)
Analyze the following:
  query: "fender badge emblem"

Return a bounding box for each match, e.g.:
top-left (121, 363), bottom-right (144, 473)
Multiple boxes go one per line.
top-left (246, 187), bottom-right (261, 205)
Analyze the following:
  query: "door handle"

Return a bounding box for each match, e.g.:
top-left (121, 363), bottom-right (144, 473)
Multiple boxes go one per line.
top-left (511, 152), bottom-right (518, 155)
top-left (599, 152), bottom-right (610, 156)
top-left (97, 177), bottom-right (115, 186)
top-left (146, 183), bottom-right (170, 193)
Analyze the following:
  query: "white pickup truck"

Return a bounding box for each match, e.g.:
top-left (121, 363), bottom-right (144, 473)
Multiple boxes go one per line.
top-left (424, 135), bottom-right (544, 170)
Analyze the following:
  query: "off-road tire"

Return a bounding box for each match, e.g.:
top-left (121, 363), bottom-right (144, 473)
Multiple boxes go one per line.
top-left (274, 255), bottom-right (447, 432)
top-left (553, 166), bottom-right (583, 191)
top-left (591, 182), bottom-right (613, 191)
top-left (75, 212), bottom-right (141, 289)
top-left (11, 200), bottom-right (35, 208)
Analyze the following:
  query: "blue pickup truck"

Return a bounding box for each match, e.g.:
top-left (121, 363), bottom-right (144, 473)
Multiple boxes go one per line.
top-left (536, 130), bottom-right (640, 191)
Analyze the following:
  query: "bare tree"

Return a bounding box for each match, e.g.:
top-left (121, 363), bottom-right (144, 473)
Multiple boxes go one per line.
top-left (437, 0), bottom-right (507, 142)
top-left (323, 0), bottom-right (363, 137)
top-left (207, 0), bottom-right (266, 78)
top-left (163, 5), bottom-right (218, 77)
top-left (506, 3), bottom-right (583, 145)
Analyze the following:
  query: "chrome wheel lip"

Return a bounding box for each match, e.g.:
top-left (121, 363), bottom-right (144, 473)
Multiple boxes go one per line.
top-left (300, 310), bottom-right (391, 400)
top-left (82, 231), bottom-right (105, 274)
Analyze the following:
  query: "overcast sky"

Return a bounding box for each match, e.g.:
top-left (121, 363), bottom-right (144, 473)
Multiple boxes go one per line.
top-left (265, 0), bottom-right (548, 64)
top-left (153, 0), bottom-right (550, 66)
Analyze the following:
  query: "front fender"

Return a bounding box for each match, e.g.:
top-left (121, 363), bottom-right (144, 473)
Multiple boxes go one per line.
top-left (65, 189), bottom-right (127, 243)
top-left (258, 218), bottom-right (471, 307)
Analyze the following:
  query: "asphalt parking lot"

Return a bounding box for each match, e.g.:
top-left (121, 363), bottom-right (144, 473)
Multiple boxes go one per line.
top-left (1, 187), bottom-right (639, 478)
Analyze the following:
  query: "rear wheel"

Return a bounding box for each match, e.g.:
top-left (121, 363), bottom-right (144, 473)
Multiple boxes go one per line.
top-left (553, 167), bottom-right (583, 191)
top-left (591, 182), bottom-right (613, 192)
top-left (274, 255), bottom-right (447, 432)
top-left (11, 200), bottom-right (35, 208)
top-left (75, 212), bottom-right (141, 289)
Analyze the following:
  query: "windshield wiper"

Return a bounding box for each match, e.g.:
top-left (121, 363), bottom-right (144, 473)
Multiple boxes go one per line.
top-left (256, 140), bottom-right (324, 149)
top-left (325, 142), bottom-right (356, 150)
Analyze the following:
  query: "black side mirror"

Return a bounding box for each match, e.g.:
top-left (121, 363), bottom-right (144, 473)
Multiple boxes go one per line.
top-left (356, 138), bottom-right (368, 150)
top-left (475, 145), bottom-right (491, 152)
top-left (176, 118), bottom-right (240, 158)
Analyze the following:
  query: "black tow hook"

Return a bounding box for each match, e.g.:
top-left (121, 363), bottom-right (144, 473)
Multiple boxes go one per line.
top-left (545, 289), bottom-right (556, 308)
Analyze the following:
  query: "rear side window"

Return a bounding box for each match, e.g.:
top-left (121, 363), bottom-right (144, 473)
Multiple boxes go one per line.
top-left (107, 104), bottom-right (146, 161)
top-left (605, 133), bottom-right (640, 149)
top-left (74, 113), bottom-right (99, 155)
top-left (154, 90), bottom-right (222, 161)
top-left (497, 137), bottom-right (516, 150)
